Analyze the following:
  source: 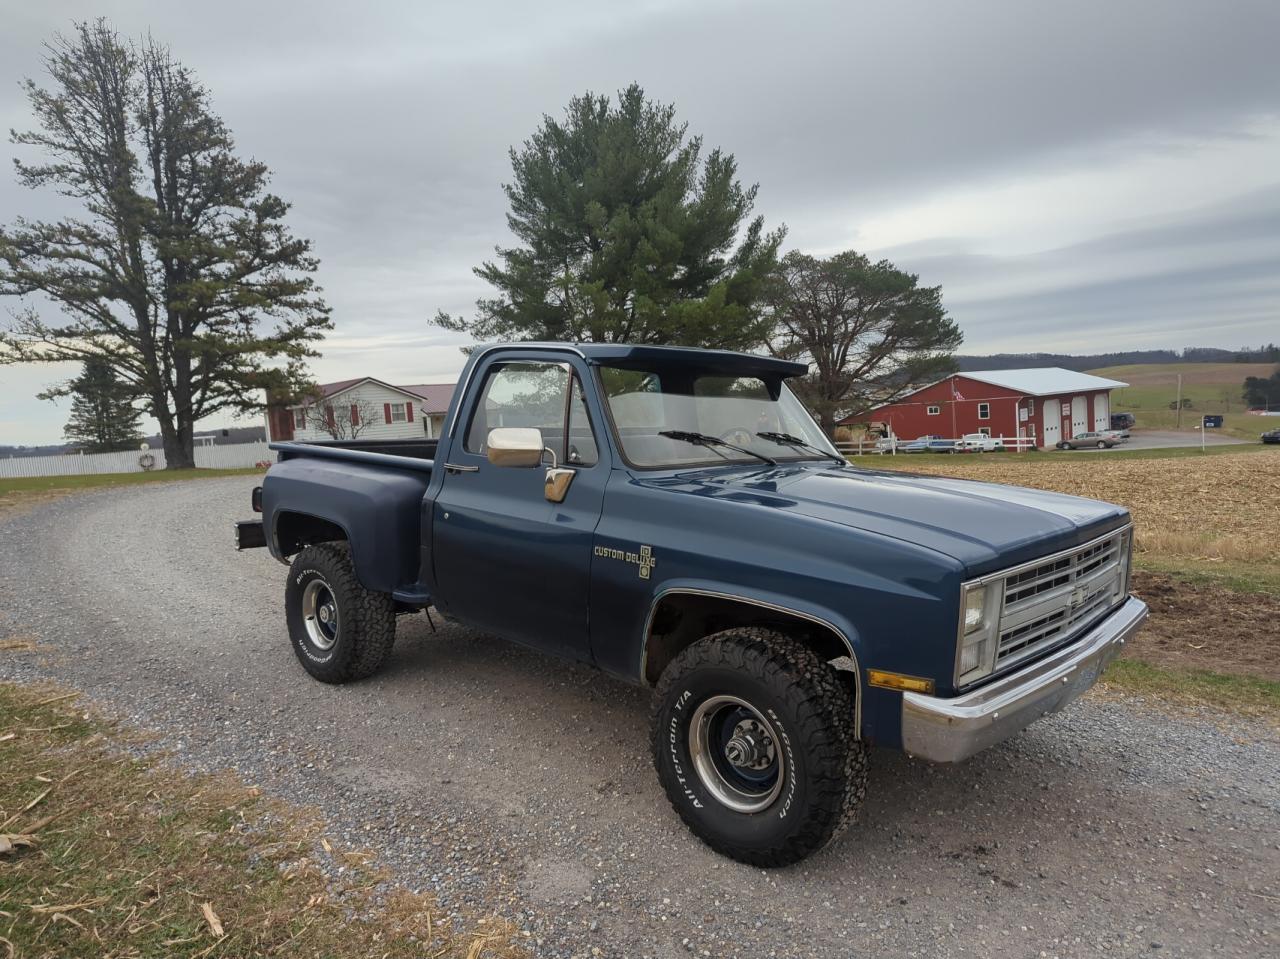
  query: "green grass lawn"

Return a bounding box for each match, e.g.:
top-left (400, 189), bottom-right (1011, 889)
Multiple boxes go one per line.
top-left (0, 466), bottom-right (262, 495)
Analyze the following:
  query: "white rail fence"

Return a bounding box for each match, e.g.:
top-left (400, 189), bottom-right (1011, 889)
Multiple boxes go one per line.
top-left (0, 441), bottom-right (273, 479)
top-left (837, 435), bottom-right (1039, 456)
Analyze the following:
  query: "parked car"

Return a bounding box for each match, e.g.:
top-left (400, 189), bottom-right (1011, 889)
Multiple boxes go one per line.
top-left (1110, 412), bottom-right (1136, 431)
top-left (235, 342), bottom-right (1145, 866)
top-left (1103, 428), bottom-right (1130, 442)
top-left (902, 435), bottom-right (957, 453)
top-left (955, 433), bottom-right (1005, 453)
top-left (1262, 428), bottom-right (1280, 444)
top-left (1058, 431), bottom-right (1119, 450)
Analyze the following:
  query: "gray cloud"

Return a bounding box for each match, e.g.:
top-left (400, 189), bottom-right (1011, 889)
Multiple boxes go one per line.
top-left (884, 185), bottom-right (1280, 350)
top-left (1, 0), bottom-right (1278, 443)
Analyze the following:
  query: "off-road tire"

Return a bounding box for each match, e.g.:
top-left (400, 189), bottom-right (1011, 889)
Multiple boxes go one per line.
top-left (286, 543), bottom-right (396, 683)
top-left (651, 627), bottom-right (869, 867)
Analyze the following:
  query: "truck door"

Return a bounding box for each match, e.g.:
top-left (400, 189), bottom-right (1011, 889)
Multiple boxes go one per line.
top-left (430, 356), bottom-right (607, 662)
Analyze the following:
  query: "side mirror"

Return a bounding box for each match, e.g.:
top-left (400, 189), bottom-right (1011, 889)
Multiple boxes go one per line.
top-left (486, 427), bottom-right (544, 468)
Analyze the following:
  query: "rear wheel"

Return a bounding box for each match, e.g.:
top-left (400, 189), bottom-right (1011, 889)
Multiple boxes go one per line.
top-left (286, 543), bottom-right (396, 683)
top-left (651, 627), bottom-right (868, 867)
top-left (1097, 440), bottom-right (1107, 449)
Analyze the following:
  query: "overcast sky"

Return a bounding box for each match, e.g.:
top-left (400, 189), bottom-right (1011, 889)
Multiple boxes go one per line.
top-left (2, 0), bottom-right (1278, 445)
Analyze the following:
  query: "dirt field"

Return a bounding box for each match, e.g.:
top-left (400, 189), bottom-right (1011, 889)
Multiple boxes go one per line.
top-left (1129, 570), bottom-right (1280, 682)
top-left (875, 448), bottom-right (1280, 567)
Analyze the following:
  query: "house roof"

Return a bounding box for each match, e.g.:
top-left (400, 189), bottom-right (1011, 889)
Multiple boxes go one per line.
top-left (397, 383), bottom-right (456, 412)
top-left (316, 377), bottom-right (365, 398)
top-left (314, 377), bottom-right (455, 412)
top-left (956, 368), bottom-right (1128, 396)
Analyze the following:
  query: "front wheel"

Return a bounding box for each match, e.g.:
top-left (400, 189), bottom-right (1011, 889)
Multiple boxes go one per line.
top-left (651, 628), bottom-right (868, 867)
top-left (286, 543), bottom-right (396, 683)
top-left (1057, 442), bottom-right (1068, 450)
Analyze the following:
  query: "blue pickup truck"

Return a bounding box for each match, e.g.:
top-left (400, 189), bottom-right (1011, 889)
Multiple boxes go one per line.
top-left (236, 342), bottom-right (1147, 866)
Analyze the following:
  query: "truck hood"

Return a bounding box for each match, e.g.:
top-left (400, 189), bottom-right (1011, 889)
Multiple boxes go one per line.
top-left (646, 462), bottom-right (1130, 575)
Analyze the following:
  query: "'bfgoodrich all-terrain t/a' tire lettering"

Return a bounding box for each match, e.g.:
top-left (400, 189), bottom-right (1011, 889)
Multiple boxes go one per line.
top-left (285, 543), bottom-right (396, 685)
top-left (650, 627), bottom-right (869, 867)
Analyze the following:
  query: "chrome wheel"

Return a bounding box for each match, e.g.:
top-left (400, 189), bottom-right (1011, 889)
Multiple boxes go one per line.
top-left (688, 694), bottom-right (785, 813)
top-left (301, 578), bottom-right (339, 651)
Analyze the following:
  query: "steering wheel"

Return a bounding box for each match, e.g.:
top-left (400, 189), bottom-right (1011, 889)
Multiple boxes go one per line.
top-left (719, 428), bottom-right (755, 447)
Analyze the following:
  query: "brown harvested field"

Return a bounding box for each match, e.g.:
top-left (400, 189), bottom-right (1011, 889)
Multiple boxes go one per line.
top-left (872, 448), bottom-right (1280, 567)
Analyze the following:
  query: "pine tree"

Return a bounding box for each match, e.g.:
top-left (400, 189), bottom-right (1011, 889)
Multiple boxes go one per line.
top-left (435, 84), bottom-right (783, 349)
top-left (54, 357), bottom-right (144, 452)
top-left (0, 21), bottom-right (330, 468)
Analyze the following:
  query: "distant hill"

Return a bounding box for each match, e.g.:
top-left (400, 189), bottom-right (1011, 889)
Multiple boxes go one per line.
top-left (956, 345), bottom-right (1279, 373)
top-left (1086, 361), bottom-right (1279, 440)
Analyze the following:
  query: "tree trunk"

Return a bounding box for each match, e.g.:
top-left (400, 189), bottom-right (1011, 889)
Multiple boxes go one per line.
top-left (156, 403), bottom-right (195, 469)
top-left (159, 425), bottom-right (192, 469)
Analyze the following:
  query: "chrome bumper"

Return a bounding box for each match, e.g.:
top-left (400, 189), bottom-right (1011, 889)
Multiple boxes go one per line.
top-left (901, 596), bottom-right (1148, 763)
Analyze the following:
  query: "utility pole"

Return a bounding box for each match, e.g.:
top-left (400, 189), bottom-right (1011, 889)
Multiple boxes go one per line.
top-left (1175, 374), bottom-right (1183, 429)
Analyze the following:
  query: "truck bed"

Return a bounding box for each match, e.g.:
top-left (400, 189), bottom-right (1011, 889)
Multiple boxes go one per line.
top-left (269, 438), bottom-right (435, 474)
top-left (301, 438), bottom-right (438, 459)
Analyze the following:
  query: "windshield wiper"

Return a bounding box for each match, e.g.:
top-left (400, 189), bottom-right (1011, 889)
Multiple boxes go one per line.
top-left (658, 430), bottom-right (777, 467)
top-left (756, 431), bottom-right (846, 464)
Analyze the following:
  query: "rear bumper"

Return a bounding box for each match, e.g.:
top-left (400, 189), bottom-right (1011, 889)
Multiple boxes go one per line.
top-left (901, 596), bottom-right (1148, 762)
top-left (234, 520), bottom-right (267, 550)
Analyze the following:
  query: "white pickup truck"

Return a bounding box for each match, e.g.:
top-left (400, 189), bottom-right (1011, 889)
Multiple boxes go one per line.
top-left (955, 433), bottom-right (1005, 453)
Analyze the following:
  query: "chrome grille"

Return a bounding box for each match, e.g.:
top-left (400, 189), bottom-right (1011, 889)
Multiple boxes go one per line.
top-left (994, 528), bottom-right (1130, 669)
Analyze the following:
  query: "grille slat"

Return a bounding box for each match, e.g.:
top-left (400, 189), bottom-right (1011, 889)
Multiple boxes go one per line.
top-left (993, 530), bottom-right (1128, 671)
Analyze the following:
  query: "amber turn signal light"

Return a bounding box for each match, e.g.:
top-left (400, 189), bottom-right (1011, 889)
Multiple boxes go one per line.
top-left (867, 669), bottom-right (935, 695)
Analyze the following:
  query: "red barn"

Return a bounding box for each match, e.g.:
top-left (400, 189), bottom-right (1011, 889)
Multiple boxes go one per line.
top-left (854, 368), bottom-right (1129, 449)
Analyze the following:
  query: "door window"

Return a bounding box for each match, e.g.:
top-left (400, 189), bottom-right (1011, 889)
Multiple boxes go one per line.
top-left (465, 361), bottom-right (598, 466)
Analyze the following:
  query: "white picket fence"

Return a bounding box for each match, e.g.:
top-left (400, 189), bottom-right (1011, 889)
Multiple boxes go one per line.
top-left (0, 441), bottom-right (273, 478)
top-left (837, 435), bottom-right (1039, 456)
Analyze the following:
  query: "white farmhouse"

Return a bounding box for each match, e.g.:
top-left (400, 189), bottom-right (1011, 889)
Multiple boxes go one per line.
top-left (265, 377), bottom-right (456, 443)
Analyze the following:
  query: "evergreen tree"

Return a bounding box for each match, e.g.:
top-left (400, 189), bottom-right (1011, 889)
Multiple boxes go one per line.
top-left (50, 357), bottom-right (143, 452)
top-left (435, 84), bottom-right (783, 349)
top-left (0, 21), bottom-right (330, 468)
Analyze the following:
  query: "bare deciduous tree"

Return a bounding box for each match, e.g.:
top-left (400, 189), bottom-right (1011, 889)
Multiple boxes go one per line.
top-left (303, 396), bottom-right (380, 440)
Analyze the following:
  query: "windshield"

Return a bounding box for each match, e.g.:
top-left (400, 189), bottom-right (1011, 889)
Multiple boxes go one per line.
top-left (598, 365), bottom-right (840, 468)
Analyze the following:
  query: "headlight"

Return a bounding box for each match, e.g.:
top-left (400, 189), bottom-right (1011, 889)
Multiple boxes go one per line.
top-left (956, 581), bottom-right (1000, 685)
top-left (963, 585), bottom-right (988, 634)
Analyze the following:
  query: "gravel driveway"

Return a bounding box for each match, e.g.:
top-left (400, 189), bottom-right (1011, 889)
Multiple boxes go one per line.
top-left (2, 478), bottom-right (1277, 959)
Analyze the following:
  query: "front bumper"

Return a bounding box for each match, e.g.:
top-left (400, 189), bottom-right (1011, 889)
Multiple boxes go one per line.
top-left (901, 596), bottom-right (1148, 763)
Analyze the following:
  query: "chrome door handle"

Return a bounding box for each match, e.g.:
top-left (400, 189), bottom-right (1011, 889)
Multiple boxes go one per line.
top-left (443, 462), bottom-right (480, 474)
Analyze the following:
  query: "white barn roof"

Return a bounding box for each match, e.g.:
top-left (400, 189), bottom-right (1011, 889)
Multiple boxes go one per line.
top-left (958, 367), bottom-right (1128, 396)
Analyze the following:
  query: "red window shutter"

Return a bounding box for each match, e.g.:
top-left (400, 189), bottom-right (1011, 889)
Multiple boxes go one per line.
top-left (350, 404), bottom-right (359, 425)
top-left (384, 403), bottom-right (392, 424)
top-left (405, 401), bottom-right (414, 422)
top-left (325, 405), bottom-right (335, 429)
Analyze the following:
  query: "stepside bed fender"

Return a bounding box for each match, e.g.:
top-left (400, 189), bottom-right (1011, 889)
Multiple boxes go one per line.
top-left (262, 455), bottom-right (432, 594)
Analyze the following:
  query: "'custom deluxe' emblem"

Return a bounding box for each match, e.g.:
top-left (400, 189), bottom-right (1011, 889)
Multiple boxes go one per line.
top-left (594, 543), bottom-right (658, 579)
